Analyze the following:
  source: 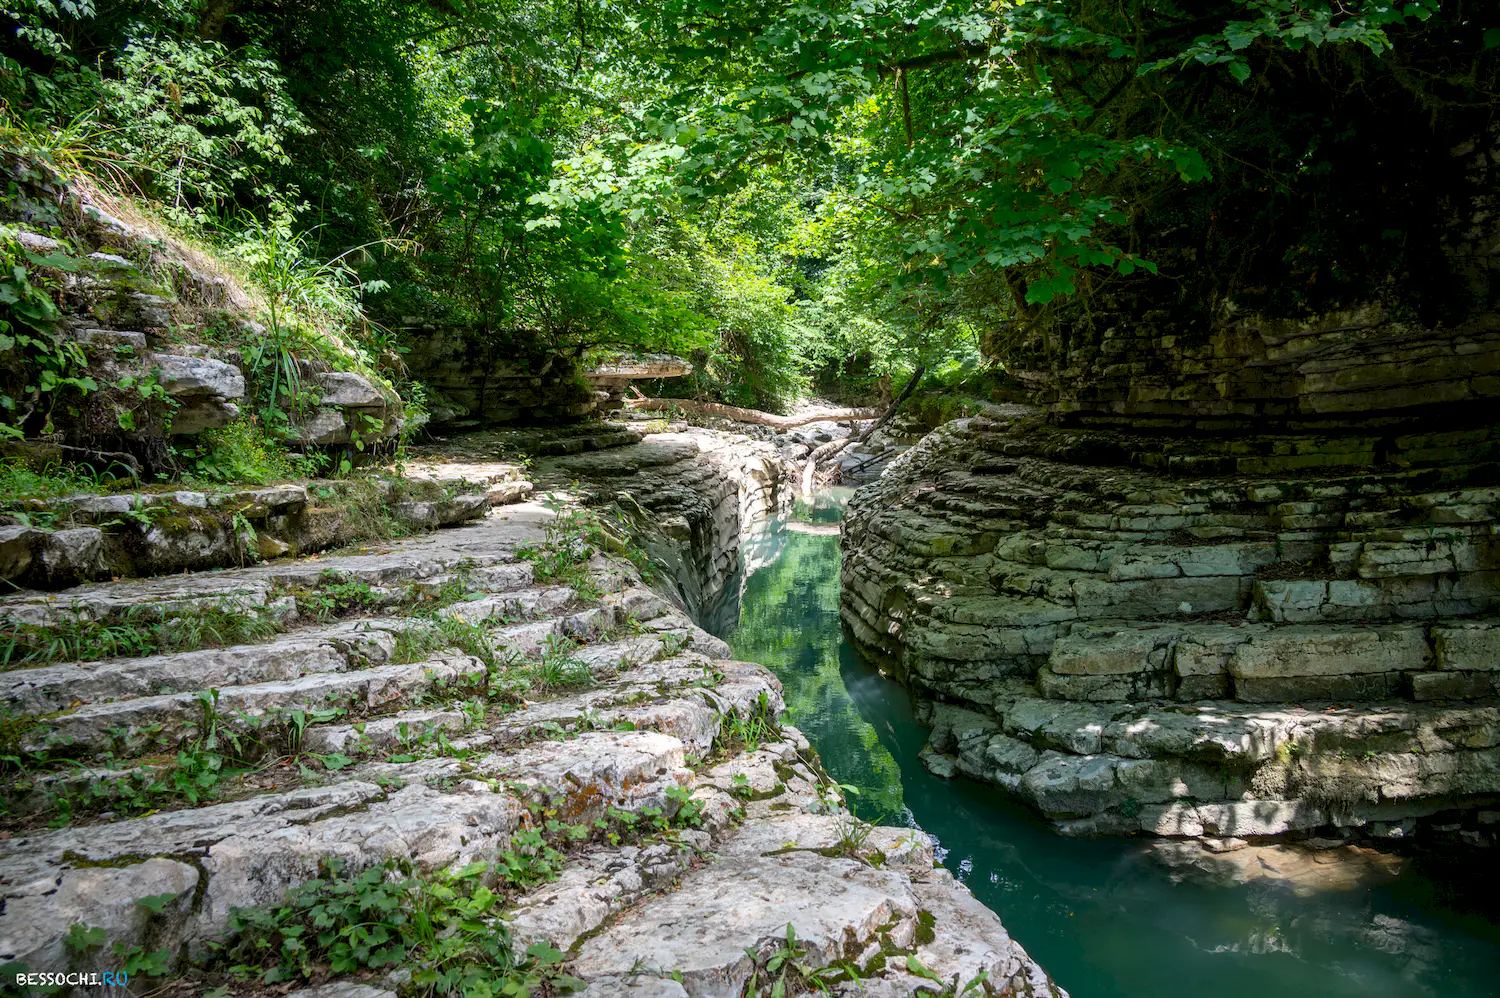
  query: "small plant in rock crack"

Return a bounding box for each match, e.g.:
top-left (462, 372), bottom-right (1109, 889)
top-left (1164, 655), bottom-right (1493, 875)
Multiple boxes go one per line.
top-left (62, 923), bottom-right (174, 980)
top-left (0, 602), bottom-right (282, 669)
top-left (399, 563), bottom-right (483, 612)
top-left (743, 924), bottom-right (840, 997)
top-left (664, 784), bottom-right (704, 828)
top-left (812, 781), bottom-right (860, 816)
top-left (217, 856), bottom-right (585, 995)
top-left (907, 957), bottom-right (990, 996)
top-left (714, 693), bottom-right (779, 755)
top-left (830, 812), bottom-right (874, 860)
top-left (527, 634), bottom-right (593, 694)
top-left (517, 504), bottom-right (609, 600)
top-left (519, 501), bottom-right (657, 599)
top-left (299, 571), bottom-right (382, 621)
top-left (730, 772), bottom-right (754, 800)
top-left (272, 704), bottom-right (347, 766)
top-left (496, 826), bottom-right (566, 889)
top-left (657, 631), bottom-right (692, 659)
top-left (382, 721), bottom-right (473, 764)
top-left (393, 615), bottom-right (516, 682)
top-left (29, 691), bottom-right (256, 824)
top-left (691, 663), bottom-right (726, 688)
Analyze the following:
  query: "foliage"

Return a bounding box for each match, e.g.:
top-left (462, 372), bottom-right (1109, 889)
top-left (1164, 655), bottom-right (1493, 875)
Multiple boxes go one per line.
top-left (219, 856), bottom-right (585, 995)
top-left (743, 924), bottom-right (842, 998)
top-left (0, 0), bottom-right (1491, 433)
top-left (714, 692), bottom-right (779, 756)
top-left (0, 230), bottom-right (96, 437)
top-left (0, 600), bottom-right (282, 670)
top-left (178, 419), bottom-right (310, 485)
top-left (7, 689), bottom-right (274, 825)
top-left (518, 501), bottom-right (655, 600)
top-left (97, 34), bottom-right (310, 226)
top-left (0, 456), bottom-right (121, 498)
top-left (526, 634), bottom-right (593, 694)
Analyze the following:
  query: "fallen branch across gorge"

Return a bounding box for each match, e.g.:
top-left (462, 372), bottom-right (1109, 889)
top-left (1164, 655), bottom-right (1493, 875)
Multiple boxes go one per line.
top-left (802, 364), bottom-right (925, 496)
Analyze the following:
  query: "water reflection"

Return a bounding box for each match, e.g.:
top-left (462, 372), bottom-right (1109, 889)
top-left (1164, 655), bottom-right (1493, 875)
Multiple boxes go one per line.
top-left (713, 492), bottom-right (1500, 998)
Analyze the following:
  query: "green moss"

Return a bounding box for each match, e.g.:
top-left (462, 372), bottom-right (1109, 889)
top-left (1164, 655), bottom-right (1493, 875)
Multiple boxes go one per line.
top-left (145, 508), bottom-right (221, 537)
top-left (915, 909), bottom-right (937, 947)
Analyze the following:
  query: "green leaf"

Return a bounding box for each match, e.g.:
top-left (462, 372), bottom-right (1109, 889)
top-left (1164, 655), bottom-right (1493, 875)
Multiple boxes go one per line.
top-left (64, 923), bottom-right (108, 953)
top-left (1485, 28), bottom-right (1500, 50)
top-left (135, 892), bottom-right (179, 914)
top-left (1228, 60), bottom-right (1251, 84)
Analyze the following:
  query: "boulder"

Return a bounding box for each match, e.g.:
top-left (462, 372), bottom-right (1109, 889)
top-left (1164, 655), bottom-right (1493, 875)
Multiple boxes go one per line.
top-left (152, 353), bottom-right (245, 401)
top-left (0, 524), bottom-right (37, 580)
top-left (36, 527), bottom-right (104, 583)
top-left (317, 371), bottom-right (387, 408)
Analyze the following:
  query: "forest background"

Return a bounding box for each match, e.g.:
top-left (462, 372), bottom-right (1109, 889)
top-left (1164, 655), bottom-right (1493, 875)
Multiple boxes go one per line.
top-left (0, 0), bottom-right (1493, 465)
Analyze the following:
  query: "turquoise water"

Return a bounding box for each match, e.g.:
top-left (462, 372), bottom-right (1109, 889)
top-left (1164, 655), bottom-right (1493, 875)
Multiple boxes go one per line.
top-left (713, 491), bottom-right (1500, 998)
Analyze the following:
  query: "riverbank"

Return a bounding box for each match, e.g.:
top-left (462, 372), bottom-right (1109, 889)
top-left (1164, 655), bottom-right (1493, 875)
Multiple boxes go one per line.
top-left (723, 489), bottom-right (1500, 998)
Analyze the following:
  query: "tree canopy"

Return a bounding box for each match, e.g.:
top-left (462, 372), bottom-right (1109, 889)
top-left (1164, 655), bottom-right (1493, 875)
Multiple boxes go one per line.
top-left (2, 0), bottom-right (1495, 412)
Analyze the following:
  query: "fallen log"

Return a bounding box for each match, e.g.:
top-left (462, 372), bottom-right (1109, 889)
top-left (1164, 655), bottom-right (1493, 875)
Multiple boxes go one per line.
top-left (625, 396), bottom-right (879, 429)
top-left (801, 365), bottom-right (925, 496)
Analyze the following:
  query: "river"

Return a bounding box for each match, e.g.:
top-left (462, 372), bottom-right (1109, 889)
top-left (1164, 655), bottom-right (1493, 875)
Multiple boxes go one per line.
top-left (708, 489), bottom-right (1500, 998)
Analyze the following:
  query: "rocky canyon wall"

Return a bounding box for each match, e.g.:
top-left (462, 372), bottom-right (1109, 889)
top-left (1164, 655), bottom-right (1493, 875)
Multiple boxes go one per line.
top-left (841, 310), bottom-right (1500, 847)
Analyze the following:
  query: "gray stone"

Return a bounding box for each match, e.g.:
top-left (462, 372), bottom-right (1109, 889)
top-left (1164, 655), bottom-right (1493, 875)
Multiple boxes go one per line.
top-left (36, 527), bottom-right (103, 582)
top-left (1233, 672), bottom-right (1406, 702)
top-left (1037, 667), bottom-right (1171, 701)
top-left (1227, 625), bottom-right (1430, 679)
top-left (152, 353), bottom-right (245, 400)
top-left (73, 328), bottom-right (148, 351)
top-left (0, 524), bottom-right (37, 579)
top-left (1048, 624), bottom-right (1165, 675)
top-left (170, 398), bottom-right (238, 435)
top-left (318, 371), bottom-right (388, 408)
top-left (1433, 621), bottom-right (1500, 671)
top-left (299, 407), bottom-right (350, 445)
top-left (10, 229), bottom-right (60, 251)
top-left (286, 984), bottom-right (396, 998)
top-left (1411, 671), bottom-right (1499, 700)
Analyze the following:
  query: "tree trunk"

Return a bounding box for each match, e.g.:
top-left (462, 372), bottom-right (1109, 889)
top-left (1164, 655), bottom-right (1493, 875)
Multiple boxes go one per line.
top-left (626, 396), bottom-right (879, 429)
top-left (801, 365), bottom-right (925, 496)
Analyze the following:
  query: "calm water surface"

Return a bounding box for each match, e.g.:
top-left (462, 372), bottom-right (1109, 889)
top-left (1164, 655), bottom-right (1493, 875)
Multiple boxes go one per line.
top-left (711, 490), bottom-right (1500, 998)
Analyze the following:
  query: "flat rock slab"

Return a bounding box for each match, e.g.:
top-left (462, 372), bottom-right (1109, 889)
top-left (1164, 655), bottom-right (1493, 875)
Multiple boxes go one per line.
top-left (0, 781), bottom-right (522, 968)
top-left (286, 983), bottom-right (398, 998)
top-left (550, 439), bottom-right (702, 475)
top-left (571, 812), bottom-right (920, 997)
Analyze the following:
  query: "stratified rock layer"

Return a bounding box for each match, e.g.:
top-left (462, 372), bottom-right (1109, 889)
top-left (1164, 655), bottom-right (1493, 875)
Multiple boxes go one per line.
top-left (1, 434), bottom-right (1056, 997)
top-left (841, 410), bottom-right (1500, 844)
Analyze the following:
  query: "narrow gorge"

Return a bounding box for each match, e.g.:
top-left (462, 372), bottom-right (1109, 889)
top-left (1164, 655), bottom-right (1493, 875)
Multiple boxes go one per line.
top-left (2, 3), bottom-right (1497, 997)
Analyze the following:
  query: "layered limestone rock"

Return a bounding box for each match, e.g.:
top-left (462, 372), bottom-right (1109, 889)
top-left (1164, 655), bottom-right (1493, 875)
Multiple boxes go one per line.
top-left (583, 352), bottom-right (693, 414)
top-left (399, 322), bottom-right (600, 428)
top-left (0, 444), bottom-right (1060, 998)
top-left (841, 377), bottom-right (1500, 844)
top-left (411, 421), bottom-right (791, 622)
top-left (542, 427), bottom-right (789, 618)
top-left (0, 479), bottom-right (492, 588)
